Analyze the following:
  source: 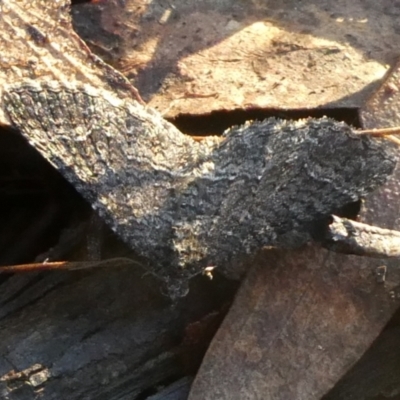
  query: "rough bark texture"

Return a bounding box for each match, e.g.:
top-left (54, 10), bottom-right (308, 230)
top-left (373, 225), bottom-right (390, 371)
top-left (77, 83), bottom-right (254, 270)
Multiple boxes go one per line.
top-left (2, 80), bottom-right (396, 296)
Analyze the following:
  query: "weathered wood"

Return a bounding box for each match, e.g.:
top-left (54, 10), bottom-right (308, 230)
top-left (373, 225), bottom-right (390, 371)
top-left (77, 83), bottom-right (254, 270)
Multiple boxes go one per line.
top-left (72, 0), bottom-right (400, 117)
top-left (323, 322), bottom-right (400, 399)
top-left (319, 52), bottom-right (400, 400)
top-left (0, 257), bottom-right (236, 399)
top-left (325, 215), bottom-right (400, 259)
top-left (360, 58), bottom-right (400, 132)
top-left (0, 1), bottom-right (399, 399)
top-left (0, 0), bottom-right (143, 125)
top-left (189, 245), bottom-right (400, 400)
top-left (189, 57), bottom-right (400, 400)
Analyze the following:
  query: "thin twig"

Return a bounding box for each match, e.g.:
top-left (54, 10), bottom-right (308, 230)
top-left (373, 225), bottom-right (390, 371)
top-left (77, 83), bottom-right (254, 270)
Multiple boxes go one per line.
top-left (0, 258), bottom-right (141, 273)
top-left (324, 215), bottom-right (400, 258)
top-left (357, 127), bottom-right (400, 145)
top-left (358, 127), bottom-right (400, 136)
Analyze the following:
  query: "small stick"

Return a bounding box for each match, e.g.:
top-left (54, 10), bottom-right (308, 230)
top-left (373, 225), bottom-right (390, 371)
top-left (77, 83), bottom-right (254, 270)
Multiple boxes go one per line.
top-left (324, 215), bottom-right (400, 258)
top-left (358, 127), bottom-right (400, 136)
top-left (357, 127), bottom-right (400, 145)
top-left (192, 135), bottom-right (206, 142)
top-left (0, 258), bottom-right (141, 273)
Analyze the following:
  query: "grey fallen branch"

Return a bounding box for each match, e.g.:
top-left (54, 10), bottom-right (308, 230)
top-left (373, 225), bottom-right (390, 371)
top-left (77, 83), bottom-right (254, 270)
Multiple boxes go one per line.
top-left (325, 215), bottom-right (400, 259)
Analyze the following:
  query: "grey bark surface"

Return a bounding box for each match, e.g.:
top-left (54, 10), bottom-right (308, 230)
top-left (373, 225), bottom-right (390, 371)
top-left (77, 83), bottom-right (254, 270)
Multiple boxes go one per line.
top-left (2, 81), bottom-right (396, 296)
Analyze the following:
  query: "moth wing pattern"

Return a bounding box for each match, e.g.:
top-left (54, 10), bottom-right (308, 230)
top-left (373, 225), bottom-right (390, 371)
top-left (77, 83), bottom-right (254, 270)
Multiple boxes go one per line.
top-left (2, 81), bottom-right (213, 288)
top-left (2, 80), bottom-right (397, 296)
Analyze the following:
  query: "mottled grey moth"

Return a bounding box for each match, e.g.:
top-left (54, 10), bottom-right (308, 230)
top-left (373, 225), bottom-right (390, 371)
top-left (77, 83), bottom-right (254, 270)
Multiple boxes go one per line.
top-left (2, 80), bottom-right (396, 296)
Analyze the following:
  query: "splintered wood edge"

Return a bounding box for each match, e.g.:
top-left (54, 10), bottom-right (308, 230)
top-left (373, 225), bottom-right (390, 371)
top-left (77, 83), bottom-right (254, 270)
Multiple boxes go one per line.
top-left (327, 215), bottom-right (400, 258)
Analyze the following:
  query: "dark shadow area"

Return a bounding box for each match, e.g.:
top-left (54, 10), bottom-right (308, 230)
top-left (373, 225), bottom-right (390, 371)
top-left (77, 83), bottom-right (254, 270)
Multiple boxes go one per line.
top-left (0, 126), bottom-right (91, 266)
top-left (323, 304), bottom-right (400, 400)
top-left (171, 107), bottom-right (361, 136)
